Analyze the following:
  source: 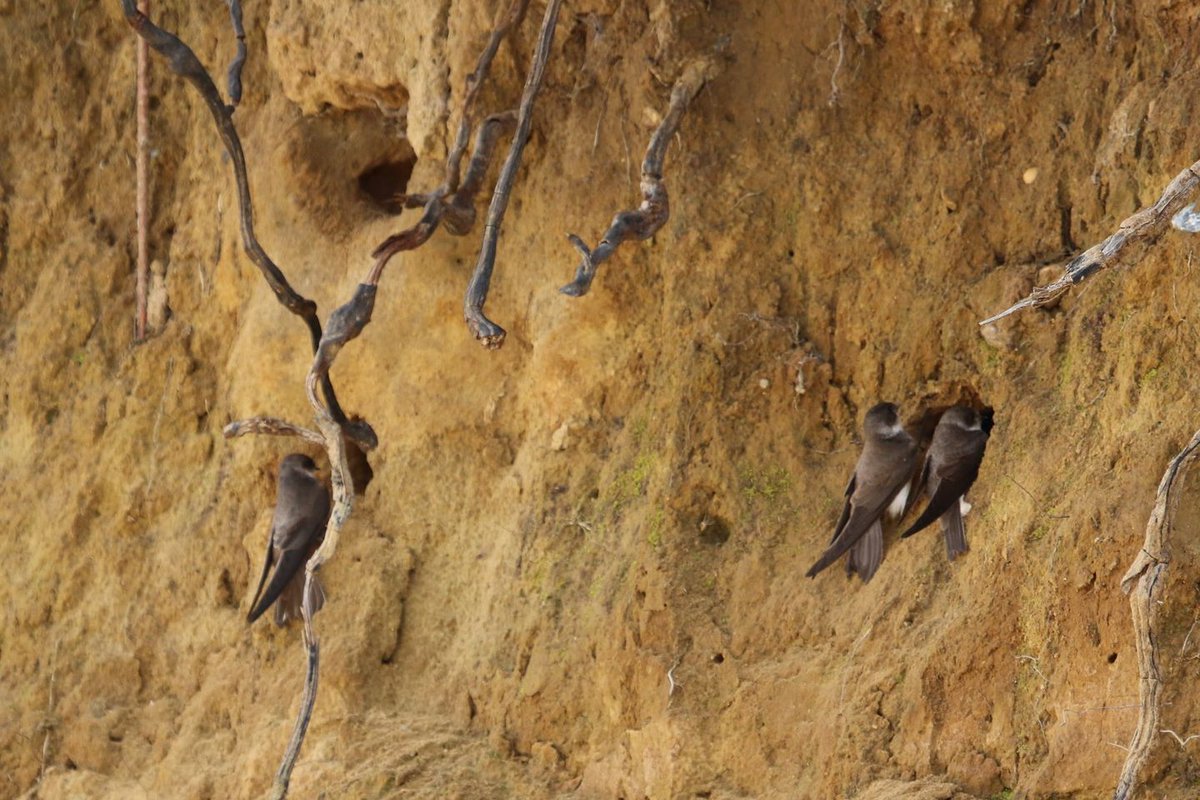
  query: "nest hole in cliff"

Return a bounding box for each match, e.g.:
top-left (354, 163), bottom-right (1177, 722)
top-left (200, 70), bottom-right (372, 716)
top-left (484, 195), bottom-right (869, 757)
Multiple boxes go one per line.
top-left (283, 108), bottom-right (417, 238)
top-left (346, 439), bottom-right (375, 494)
top-left (357, 156), bottom-right (415, 215)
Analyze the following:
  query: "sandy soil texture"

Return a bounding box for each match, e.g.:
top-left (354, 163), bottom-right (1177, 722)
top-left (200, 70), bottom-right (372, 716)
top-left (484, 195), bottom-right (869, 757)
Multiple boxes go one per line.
top-left (3, 1), bottom-right (1200, 798)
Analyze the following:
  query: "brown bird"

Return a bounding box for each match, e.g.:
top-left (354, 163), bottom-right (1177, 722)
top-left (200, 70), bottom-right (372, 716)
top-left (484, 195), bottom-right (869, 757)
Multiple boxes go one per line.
top-left (806, 402), bottom-right (918, 582)
top-left (247, 453), bottom-right (331, 625)
top-left (900, 405), bottom-right (992, 560)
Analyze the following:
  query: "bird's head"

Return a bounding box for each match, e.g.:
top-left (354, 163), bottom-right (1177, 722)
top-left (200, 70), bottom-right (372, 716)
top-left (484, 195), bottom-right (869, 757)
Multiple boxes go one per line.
top-left (280, 453), bottom-right (319, 474)
top-left (863, 402), bottom-right (906, 439)
top-left (941, 405), bottom-right (983, 431)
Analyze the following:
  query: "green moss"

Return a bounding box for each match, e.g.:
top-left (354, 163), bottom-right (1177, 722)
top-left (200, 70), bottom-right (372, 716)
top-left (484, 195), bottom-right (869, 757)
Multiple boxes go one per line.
top-left (646, 508), bottom-right (666, 549)
top-left (989, 790), bottom-right (1014, 800)
top-left (1026, 522), bottom-right (1050, 543)
top-left (739, 464), bottom-right (792, 502)
top-left (606, 453), bottom-right (656, 508)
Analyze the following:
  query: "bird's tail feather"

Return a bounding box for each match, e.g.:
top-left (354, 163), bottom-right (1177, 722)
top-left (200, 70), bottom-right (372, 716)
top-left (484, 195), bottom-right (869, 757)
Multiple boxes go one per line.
top-left (941, 503), bottom-right (969, 561)
top-left (274, 572), bottom-right (325, 626)
top-left (847, 519), bottom-right (884, 582)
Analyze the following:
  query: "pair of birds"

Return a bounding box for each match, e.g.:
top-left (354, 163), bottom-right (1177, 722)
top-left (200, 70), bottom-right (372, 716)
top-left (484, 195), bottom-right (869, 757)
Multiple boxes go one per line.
top-left (806, 403), bottom-right (992, 583)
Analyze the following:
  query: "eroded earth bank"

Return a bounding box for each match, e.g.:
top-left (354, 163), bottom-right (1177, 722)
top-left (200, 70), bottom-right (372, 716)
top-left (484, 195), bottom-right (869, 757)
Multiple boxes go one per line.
top-left (3, 1), bottom-right (1200, 798)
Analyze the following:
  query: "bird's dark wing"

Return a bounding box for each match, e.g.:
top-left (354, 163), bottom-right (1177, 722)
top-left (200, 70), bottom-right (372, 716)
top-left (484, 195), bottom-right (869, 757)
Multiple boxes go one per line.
top-left (828, 473), bottom-right (857, 544)
top-left (901, 436), bottom-right (985, 539)
top-left (245, 531), bottom-right (277, 622)
top-left (901, 454), bottom-right (930, 519)
top-left (248, 546), bottom-right (310, 624)
top-left (806, 491), bottom-right (898, 578)
top-left (808, 438), bottom-right (915, 579)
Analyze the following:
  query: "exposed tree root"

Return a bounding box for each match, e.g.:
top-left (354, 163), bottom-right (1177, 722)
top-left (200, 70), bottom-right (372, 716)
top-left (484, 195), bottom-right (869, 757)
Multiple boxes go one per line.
top-left (1113, 430), bottom-right (1200, 799)
top-left (981, 159), bottom-right (1200, 326)
top-left (560, 54), bottom-right (720, 298)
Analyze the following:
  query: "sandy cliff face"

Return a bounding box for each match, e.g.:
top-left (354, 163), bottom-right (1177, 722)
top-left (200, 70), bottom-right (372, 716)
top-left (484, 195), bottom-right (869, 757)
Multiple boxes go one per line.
top-left (3, 1), bottom-right (1200, 798)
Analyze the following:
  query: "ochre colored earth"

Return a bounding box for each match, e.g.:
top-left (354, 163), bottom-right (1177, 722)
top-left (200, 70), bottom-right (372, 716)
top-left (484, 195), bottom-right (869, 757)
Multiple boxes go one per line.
top-left (3, 2), bottom-right (1200, 798)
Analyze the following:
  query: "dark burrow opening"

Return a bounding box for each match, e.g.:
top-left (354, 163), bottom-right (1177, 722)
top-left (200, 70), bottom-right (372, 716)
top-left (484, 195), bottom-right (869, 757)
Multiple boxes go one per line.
top-left (357, 156), bottom-right (416, 215)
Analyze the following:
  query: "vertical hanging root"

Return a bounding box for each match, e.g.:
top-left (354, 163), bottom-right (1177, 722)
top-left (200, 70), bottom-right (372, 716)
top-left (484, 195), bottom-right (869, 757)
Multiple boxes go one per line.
top-left (463, 0), bottom-right (565, 349)
top-left (118, 1), bottom-right (373, 449)
top-left (1112, 430), bottom-right (1200, 799)
top-left (134, 0), bottom-right (150, 341)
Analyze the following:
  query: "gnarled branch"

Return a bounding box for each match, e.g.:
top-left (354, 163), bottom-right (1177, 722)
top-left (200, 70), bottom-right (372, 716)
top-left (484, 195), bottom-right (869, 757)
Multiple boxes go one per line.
top-left (371, 111), bottom-right (517, 275)
top-left (370, 0), bottom-right (529, 281)
top-left (464, 0), bottom-right (565, 349)
top-left (561, 55), bottom-right (720, 297)
top-left (981, 159), bottom-right (1200, 326)
top-left (1113, 429), bottom-right (1200, 800)
top-left (222, 417), bottom-right (323, 446)
top-left (118, 2), bottom-right (373, 450)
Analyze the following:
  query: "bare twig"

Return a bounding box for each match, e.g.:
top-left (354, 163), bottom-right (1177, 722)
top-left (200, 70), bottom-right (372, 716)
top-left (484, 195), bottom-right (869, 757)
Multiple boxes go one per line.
top-left (371, 111), bottom-right (517, 276)
top-left (828, 13), bottom-right (846, 107)
top-left (1179, 619), bottom-right (1198, 657)
top-left (1161, 729), bottom-right (1200, 748)
top-left (118, 2), bottom-right (373, 449)
top-left (240, 6), bottom-right (540, 790)
top-left (1113, 429), bottom-right (1200, 800)
top-left (465, 0), bottom-right (565, 348)
top-left (229, 315), bottom-right (364, 800)
top-left (443, 0), bottom-right (529, 195)
top-left (38, 641), bottom-right (61, 781)
top-left (135, 0), bottom-right (150, 341)
top-left (1016, 654), bottom-right (1050, 686)
top-left (981, 159), bottom-right (1200, 325)
top-left (225, 0), bottom-right (246, 108)
top-left (222, 417), bottom-right (323, 446)
top-left (667, 657), bottom-right (682, 697)
top-left (560, 55), bottom-right (720, 297)
top-left (269, 617), bottom-right (319, 800)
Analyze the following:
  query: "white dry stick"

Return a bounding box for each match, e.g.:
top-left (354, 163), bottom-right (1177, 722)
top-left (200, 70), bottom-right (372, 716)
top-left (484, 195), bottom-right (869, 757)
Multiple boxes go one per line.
top-left (667, 657), bottom-right (683, 698)
top-left (1161, 729), bottom-right (1200, 748)
top-left (135, 0), bottom-right (150, 341)
top-left (1112, 429), bottom-right (1200, 800)
top-left (828, 15), bottom-right (846, 107)
top-left (39, 641), bottom-right (61, 781)
top-left (981, 159), bottom-right (1200, 325)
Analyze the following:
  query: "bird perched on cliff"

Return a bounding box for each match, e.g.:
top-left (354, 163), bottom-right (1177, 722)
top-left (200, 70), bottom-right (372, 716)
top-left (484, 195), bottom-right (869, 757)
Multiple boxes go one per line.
top-left (247, 453), bottom-right (331, 626)
top-left (806, 402), bottom-right (918, 582)
top-left (900, 405), bottom-right (992, 560)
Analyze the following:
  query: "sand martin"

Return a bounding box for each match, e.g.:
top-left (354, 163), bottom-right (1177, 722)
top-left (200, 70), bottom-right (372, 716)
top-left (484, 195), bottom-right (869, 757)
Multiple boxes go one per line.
top-left (900, 405), bottom-right (992, 560)
top-left (247, 453), bottom-right (331, 625)
top-left (806, 402), bottom-right (918, 582)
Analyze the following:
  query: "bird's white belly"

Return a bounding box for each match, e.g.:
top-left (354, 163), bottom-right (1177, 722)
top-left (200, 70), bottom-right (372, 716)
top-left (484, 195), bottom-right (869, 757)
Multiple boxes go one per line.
top-left (887, 485), bottom-right (909, 519)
